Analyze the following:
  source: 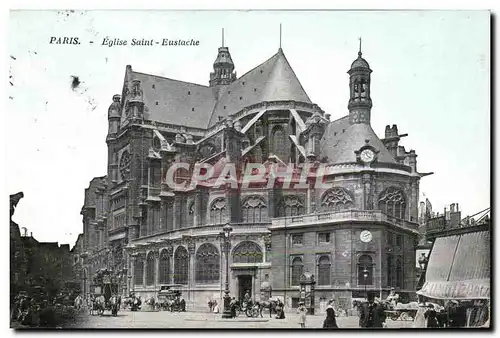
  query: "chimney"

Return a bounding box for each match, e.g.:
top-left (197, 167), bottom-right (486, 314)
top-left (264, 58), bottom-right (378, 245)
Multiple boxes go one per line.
top-left (30, 232), bottom-right (33, 237)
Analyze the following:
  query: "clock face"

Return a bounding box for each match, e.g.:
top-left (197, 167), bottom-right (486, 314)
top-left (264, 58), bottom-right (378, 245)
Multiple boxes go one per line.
top-left (360, 230), bottom-right (373, 243)
top-left (360, 149), bottom-right (375, 163)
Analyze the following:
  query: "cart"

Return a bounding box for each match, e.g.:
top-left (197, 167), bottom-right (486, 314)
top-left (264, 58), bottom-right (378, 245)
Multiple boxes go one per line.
top-left (90, 270), bottom-right (121, 316)
top-left (157, 285), bottom-right (183, 312)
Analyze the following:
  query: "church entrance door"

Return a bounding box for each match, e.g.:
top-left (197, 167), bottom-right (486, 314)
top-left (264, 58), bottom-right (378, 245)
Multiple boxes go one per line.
top-left (238, 275), bottom-right (252, 301)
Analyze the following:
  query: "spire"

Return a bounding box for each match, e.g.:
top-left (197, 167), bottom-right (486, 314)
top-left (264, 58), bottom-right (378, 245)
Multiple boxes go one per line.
top-left (347, 41), bottom-right (372, 124)
top-left (279, 23), bottom-right (282, 50)
top-left (210, 30), bottom-right (236, 87)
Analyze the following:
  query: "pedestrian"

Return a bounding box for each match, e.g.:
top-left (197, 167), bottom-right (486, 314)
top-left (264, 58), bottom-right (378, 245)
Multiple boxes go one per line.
top-left (359, 291), bottom-right (386, 328)
top-left (323, 307), bottom-right (339, 329)
top-left (213, 300), bottom-right (219, 313)
top-left (275, 299), bottom-right (286, 319)
top-left (297, 302), bottom-right (307, 328)
top-left (424, 304), bottom-right (440, 328)
top-left (230, 297), bottom-right (237, 318)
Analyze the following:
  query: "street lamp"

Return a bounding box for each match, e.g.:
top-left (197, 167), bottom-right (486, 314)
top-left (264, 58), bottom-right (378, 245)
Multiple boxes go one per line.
top-left (363, 268), bottom-right (369, 300)
top-left (128, 275), bottom-right (133, 295)
top-left (219, 223), bottom-right (233, 319)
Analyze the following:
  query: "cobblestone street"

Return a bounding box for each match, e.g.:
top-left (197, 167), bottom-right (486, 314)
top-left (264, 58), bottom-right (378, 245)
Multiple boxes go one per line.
top-left (67, 308), bottom-right (414, 329)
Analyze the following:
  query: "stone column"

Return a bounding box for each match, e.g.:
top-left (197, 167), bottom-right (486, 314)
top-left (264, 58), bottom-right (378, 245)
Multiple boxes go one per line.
top-left (362, 173), bottom-right (373, 210)
top-left (130, 255), bottom-right (136, 292)
top-left (187, 240), bottom-right (196, 308)
top-left (173, 195), bottom-right (182, 230)
top-left (143, 253), bottom-right (147, 287)
top-left (154, 250), bottom-right (160, 290)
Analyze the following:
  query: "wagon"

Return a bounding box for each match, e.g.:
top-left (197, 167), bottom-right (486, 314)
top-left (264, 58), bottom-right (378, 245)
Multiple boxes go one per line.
top-left (385, 308), bottom-right (418, 321)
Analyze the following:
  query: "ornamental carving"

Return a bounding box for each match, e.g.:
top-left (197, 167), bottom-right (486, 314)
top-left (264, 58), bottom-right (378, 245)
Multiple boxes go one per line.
top-left (242, 196), bottom-right (266, 208)
top-left (199, 143), bottom-right (217, 159)
top-left (378, 187), bottom-right (406, 204)
top-left (263, 233), bottom-right (272, 251)
top-left (131, 79), bottom-right (143, 101)
top-left (321, 188), bottom-right (354, 208)
top-left (211, 198), bottom-right (226, 211)
top-left (108, 94), bottom-right (121, 118)
top-left (162, 245), bottom-right (173, 257)
top-left (195, 243), bottom-right (220, 258)
top-left (119, 150), bottom-right (131, 180)
top-left (282, 195), bottom-right (304, 208)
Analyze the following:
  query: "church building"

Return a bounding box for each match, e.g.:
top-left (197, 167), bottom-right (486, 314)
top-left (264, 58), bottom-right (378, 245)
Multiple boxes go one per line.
top-left (78, 38), bottom-right (429, 312)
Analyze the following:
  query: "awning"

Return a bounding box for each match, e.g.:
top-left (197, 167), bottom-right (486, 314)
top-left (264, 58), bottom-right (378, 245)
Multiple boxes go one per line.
top-left (417, 231), bottom-right (490, 300)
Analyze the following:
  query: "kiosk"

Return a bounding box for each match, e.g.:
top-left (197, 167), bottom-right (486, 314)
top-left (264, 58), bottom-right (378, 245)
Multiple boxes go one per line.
top-left (299, 272), bottom-right (316, 315)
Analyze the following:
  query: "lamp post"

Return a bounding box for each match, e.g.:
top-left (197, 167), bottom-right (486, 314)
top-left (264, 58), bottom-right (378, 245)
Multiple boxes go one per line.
top-left (128, 275), bottom-right (133, 296)
top-left (363, 268), bottom-right (369, 299)
top-left (220, 223), bottom-right (233, 319)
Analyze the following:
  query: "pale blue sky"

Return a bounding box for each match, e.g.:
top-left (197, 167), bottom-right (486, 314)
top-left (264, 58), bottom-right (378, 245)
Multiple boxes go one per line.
top-left (7, 10), bottom-right (490, 246)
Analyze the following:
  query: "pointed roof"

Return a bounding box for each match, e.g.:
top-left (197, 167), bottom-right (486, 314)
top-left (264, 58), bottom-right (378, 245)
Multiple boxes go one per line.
top-left (130, 71), bottom-right (216, 129)
top-left (321, 122), bottom-right (396, 164)
top-left (208, 49), bottom-right (312, 126)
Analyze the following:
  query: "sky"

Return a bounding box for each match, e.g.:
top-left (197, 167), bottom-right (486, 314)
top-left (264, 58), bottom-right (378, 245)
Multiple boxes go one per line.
top-left (6, 10), bottom-right (490, 247)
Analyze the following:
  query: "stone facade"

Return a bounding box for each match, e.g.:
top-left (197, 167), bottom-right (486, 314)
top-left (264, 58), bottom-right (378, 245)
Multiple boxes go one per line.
top-left (79, 42), bottom-right (427, 311)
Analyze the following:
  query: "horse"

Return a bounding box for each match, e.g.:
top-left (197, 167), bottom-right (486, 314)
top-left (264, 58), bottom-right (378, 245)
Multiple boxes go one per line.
top-left (146, 297), bottom-right (158, 311)
top-left (109, 295), bottom-right (120, 316)
top-left (258, 300), bottom-right (278, 318)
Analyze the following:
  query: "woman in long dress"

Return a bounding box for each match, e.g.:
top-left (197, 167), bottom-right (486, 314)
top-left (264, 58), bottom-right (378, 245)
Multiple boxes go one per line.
top-left (412, 297), bottom-right (428, 328)
top-left (297, 302), bottom-right (307, 328)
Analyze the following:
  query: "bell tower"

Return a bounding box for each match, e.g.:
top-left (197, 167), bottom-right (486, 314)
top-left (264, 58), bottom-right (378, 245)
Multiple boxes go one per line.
top-left (210, 29), bottom-right (236, 93)
top-left (348, 38), bottom-right (373, 125)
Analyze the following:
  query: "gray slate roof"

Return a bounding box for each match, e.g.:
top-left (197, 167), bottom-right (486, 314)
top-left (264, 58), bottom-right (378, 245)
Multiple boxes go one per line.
top-left (321, 121), bottom-right (396, 164)
top-left (208, 48), bottom-right (312, 127)
top-left (128, 48), bottom-right (312, 130)
top-left (131, 72), bottom-right (216, 129)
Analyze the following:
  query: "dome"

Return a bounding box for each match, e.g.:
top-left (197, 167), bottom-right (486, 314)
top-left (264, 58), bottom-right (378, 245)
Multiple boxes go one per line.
top-left (350, 53), bottom-right (370, 69)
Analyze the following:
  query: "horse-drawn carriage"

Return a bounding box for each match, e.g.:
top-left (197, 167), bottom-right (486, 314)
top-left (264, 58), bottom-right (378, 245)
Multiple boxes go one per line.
top-left (382, 301), bottom-right (419, 321)
top-left (157, 285), bottom-right (184, 312)
top-left (89, 269), bottom-right (121, 316)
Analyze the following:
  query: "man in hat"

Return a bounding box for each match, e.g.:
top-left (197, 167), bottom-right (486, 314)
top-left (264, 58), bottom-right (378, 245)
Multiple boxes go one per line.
top-left (359, 291), bottom-right (386, 328)
top-left (386, 288), bottom-right (399, 307)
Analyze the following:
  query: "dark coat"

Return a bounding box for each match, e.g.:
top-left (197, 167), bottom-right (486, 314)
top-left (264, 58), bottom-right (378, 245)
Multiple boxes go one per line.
top-left (323, 308), bottom-right (339, 329)
top-left (359, 302), bottom-right (386, 328)
top-left (424, 309), bottom-right (440, 328)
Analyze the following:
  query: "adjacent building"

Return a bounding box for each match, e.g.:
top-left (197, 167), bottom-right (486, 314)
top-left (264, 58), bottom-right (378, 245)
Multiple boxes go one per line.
top-left (79, 40), bottom-right (431, 311)
top-left (417, 204), bottom-right (490, 308)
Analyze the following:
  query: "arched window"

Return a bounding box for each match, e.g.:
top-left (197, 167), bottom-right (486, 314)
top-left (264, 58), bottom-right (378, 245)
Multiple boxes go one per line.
top-left (278, 196), bottom-right (305, 217)
top-left (210, 198), bottom-right (227, 225)
top-left (395, 257), bottom-right (403, 288)
top-left (195, 243), bottom-right (220, 284)
top-left (174, 246), bottom-right (189, 285)
top-left (378, 187), bottom-right (406, 219)
top-left (291, 257), bottom-right (303, 286)
top-left (146, 252), bottom-right (156, 285)
top-left (232, 241), bottom-right (263, 264)
top-left (358, 255), bottom-right (373, 286)
top-left (134, 254), bottom-right (145, 285)
top-left (321, 188), bottom-right (355, 212)
top-left (159, 250), bottom-right (170, 284)
top-left (241, 196), bottom-right (268, 223)
top-left (317, 256), bottom-right (331, 286)
top-left (271, 126), bottom-right (287, 162)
